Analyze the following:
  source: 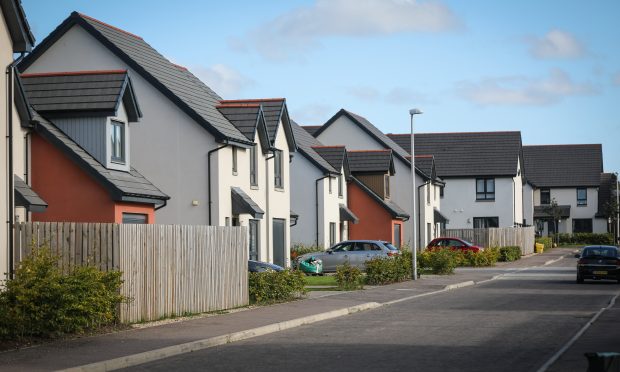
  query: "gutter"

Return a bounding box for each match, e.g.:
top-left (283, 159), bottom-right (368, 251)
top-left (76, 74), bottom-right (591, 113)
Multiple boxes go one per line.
top-left (315, 174), bottom-right (330, 247)
top-left (6, 53), bottom-right (25, 278)
top-left (207, 144), bottom-right (228, 225)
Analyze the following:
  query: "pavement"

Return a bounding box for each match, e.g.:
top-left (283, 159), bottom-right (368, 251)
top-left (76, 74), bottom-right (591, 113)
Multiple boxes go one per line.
top-left (0, 247), bottom-right (615, 372)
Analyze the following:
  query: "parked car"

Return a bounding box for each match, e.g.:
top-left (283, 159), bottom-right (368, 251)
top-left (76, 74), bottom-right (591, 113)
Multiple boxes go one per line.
top-left (296, 240), bottom-right (400, 272)
top-left (248, 260), bottom-right (284, 273)
top-left (575, 246), bottom-right (620, 284)
top-left (426, 237), bottom-right (484, 253)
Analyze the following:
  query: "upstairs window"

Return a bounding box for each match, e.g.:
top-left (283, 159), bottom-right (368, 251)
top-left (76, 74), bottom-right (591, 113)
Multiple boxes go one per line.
top-left (440, 186), bottom-right (444, 198)
top-left (384, 175), bottom-right (390, 199)
top-left (577, 187), bottom-right (587, 206)
top-left (250, 146), bottom-right (258, 187)
top-left (426, 183), bottom-right (431, 205)
top-left (476, 178), bottom-right (495, 201)
top-left (111, 120), bottom-right (125, 163)
top-left (338, 174), bottom-right (343, 197)
top-left (329, 177), bottom-right (332, 194)
top-left (274, 150), bottom-right (283, 188)
top-left (232, 147), bottom-right (238, 175)
top-left (540, 188), bottom-right (550, 205)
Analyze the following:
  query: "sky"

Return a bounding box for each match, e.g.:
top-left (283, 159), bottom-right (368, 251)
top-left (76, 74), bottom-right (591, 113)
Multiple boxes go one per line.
top-left (21, 0), bottom-right (620, 173)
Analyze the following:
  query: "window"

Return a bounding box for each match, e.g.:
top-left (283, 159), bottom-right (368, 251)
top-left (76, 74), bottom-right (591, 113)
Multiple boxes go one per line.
top-left (122, 213), bottom-right (147, 224)
top-left (476, 178), bottom-right (495, 200)
top-left (225, 217), bottom-right (230, 226)
top-left (473, 217), bottom-right (499, 228)
top-left (274, 150), bottom-right (283, 188)
top-left (427, 223), bottom-right (431, 244)
top-left (249, 219), bottom-right (260, 261)
top-left (385, 175), bottom-right (390, 198)
top-left (329, 222), bottom-right (336, 247)
top-left (232, 147), bottom-right (238, 175)
top-left (573, 218), bottom-right (592, 233)
top-left (540, 188), bottom-right (550, 205)
top-left (393, 223), bottom-right (401, 248)
top-left (426, 184), bottom-right (431, 205)
top-left (440, 186), bottom-right (444, 198)
top-left (328, 177), bottom-right (332, 194)
top-left (434, 185), bottom-right (437, 201)
top-left (111, 120), bottom-right (125, 163)
top-left (250, 146), bottom-right (258, 186)
top-left (338, 174), bottom-right (343, 197)
top-left (576, 187), bottom-right (587, 206)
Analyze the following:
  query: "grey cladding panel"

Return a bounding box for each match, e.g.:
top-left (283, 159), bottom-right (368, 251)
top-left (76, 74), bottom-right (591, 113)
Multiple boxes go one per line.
top-left (54, 117), bottom-right (107, 166)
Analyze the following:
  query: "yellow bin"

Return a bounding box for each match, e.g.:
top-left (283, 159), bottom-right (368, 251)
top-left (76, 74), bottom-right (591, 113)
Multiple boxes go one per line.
top-left (535, 243), bottom-right (544, 253)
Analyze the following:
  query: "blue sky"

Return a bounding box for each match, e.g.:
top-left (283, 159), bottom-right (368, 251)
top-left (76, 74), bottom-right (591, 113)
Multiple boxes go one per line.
top-left (22, 0), bottom-right (620, 172)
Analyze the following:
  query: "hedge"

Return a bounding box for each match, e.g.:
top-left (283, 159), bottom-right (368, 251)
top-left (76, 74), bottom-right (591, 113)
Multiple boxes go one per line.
top-left (249, 270), bottom-right (306, 304)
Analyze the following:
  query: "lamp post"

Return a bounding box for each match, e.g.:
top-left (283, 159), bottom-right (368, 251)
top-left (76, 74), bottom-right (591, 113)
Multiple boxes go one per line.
top-left (409, 108), bottom-right (422, 280)
top-left (616, 172), bottom-right (619, 244)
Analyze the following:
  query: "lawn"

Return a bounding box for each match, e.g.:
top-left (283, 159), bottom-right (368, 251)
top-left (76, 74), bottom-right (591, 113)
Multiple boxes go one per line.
top-left (303, 275), bottom-right (337, 286)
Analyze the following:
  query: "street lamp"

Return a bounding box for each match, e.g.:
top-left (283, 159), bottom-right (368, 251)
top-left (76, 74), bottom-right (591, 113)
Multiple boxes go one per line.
top-left (409, 108), bottom-right (422, 280)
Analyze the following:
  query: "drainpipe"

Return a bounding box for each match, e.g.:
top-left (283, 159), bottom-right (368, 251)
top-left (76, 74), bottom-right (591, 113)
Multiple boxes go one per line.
top-left (265, 150), bottom-right (275, 262)
top-left (6, 54), bottom-right (25, 278)
top-left (207, 144), bottom-right (228, 225)
top-left (315, 174), bottom-right (330, 247)
top-left (417, 181), bottom-right (429, 250)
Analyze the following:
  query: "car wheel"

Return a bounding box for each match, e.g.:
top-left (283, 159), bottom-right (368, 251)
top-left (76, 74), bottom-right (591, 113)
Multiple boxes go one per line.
top-left (576, 275), bottom-right (584, 284)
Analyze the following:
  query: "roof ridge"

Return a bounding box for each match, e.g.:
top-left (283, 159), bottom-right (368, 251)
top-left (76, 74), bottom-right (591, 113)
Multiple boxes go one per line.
top-left (415, 131), bottom-right (521, 135)
top-left (221, 98), bottom-right (285, 103)
top-left (216, 103), bottom-right (261, 108)
top-left (524, 144), bottom-right (601, 147)
top-left (347, 149), bottom-right (391, 153)
top-left (21, 69), bottom-right (127, 78)
top-left (311, 145), bottom-right (345, 149)
top-left (77, 13), bottom-right (143, 40)
top-left (171, 63), bottom-right (187, 71)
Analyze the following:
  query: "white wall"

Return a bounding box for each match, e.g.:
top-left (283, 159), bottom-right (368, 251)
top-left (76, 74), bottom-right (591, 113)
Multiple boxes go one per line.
top-left (290, 154), bottom-right (321, 246)
top-left (513, 159), bottom-right (524, 225)
top-left (24, 25), bottom-right (220, 225)
top-left (533, 187), bottom-right (605, 233)
top-left (523, 183), bottom-right (534, 226)
top-left (441, 177), bottom-right (517, 228)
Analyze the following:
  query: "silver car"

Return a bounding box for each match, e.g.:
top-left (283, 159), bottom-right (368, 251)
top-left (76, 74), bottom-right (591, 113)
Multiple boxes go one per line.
top-left (297, 240), bottom-right (400, 272)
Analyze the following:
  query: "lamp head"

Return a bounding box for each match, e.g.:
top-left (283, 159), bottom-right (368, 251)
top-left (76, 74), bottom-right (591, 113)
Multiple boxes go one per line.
top-left (409, 108), bottom-right (423, 116)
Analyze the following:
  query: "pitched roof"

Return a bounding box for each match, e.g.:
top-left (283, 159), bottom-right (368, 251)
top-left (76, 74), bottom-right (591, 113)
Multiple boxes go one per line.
top-left (347, 150), bottom-right (395, 174)
top-left (218, 98), bottom-right (296, 151)
top-left (389, 131), bottom-right (523, 177)
top-left (350, 177), bottom-right (409, 220)
top-left (0, 0), bottom-right (35, 52)
top-left (20, 70), bottom-right (141, 121)
top-left (231, 187), bottom-right (264, 219)
top-left (386, 133), bottom-right (412, 153)
top-left (597, 173), bottom-right (616, 217)
top-left (19, 12), bottom-right (252, 145)
top-left (411, 155), bottom-right (435, 181)
top-left (522, 144), bottom-right (603, 187)
top-left (302, 125), bottom-right (322, 137)
top-left (32, 111), bottom-right (168, 203)
top-left (315, 109), bottom-right (430, 180)
top-left (291, 120), bottom-right (338, 175)
top-left (14, 175), bottom-right (47, 213)
top-left (312, 146), bottom-right (348, 174)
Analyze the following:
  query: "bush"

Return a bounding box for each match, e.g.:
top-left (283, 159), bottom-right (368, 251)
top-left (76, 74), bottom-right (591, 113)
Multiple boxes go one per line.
top-left (457, 247), bottom-right (500, 267)
top-left (290, 244), bottom-right (323, 262)
top-left (248, 269), bottom-right (306, 304)
top-left (499, 246), bottom-right (521, 262)
top-left (335, 262), bottom-right (364, 290)
top-left (0, 247), bottom-right (125, 340)
top-left (536, 237), bottom-right (553, 251)
top-left (365, 252), bottom-right (412, 285)
top-left (553, 233), bottom-right (614, 246)
top-left (418, 249), bottom-right (458, 274)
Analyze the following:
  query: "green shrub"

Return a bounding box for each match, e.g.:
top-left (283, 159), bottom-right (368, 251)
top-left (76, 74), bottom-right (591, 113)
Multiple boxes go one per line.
top-left (572, 233), bottom-right (613, 245)
top-left (249, 269), bottom-right (306, 304)
top-left (335, 262), bottom-right (364, 290)
top-left (365, 253), bottom-right (412, 285)
top-left (498, 246), bottom-right (521, 262)
top-left (457, 247), bottom-right (500, 267)
top-left (536, 237), bottom-right (553, 251)
top-left (0, 247), bottom-right (125, 340)
top-left (418, 249), bottom-right (458, 274)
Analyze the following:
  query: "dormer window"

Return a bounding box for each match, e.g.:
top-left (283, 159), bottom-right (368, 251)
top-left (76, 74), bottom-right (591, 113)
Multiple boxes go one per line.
top-left (111, 120), bottom-right (125, 163)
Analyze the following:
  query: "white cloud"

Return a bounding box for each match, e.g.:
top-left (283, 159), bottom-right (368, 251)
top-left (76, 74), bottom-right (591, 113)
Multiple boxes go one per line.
top-left (347, 85), bottom-right (428, 105)
top-left (237, 0), bottom-right (462, 60)
top-left (291, 103), bottom-right (334, 124)
top-left (526, 29), bottom-right (585, 59)
top-left (190, 64), bottom-right (254, 98)
top-left (458, 69), bottom-right (595, 106)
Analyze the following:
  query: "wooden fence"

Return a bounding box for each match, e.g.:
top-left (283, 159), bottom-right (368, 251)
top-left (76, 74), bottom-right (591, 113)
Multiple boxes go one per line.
top-left (442, 226), bottom-right (536, 255)
top-left (13, 223), bottom-right (248, 323)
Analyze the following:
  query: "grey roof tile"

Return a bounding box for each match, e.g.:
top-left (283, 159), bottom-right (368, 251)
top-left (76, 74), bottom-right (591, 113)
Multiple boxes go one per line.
top-left (14, 175), bottom-right (47, 212)
top-left (302, 125), bottom-right (322, 137)
top-left (347, 150), bottom-right (394, 174)
top-left (220, 98), bottom-right (285, 143)
top-left (388, 131), bottom-right (522, 177)
top-left (523, 144), bottom-right (603, 187)
top-left (32, 111), bottom-right (168, 202)
top-left (231, 187), bottom-right (264, 219)
top-left (291, 120), bottom-right (337, 174)
top-left (312, 146), bottom-right (347, 173)
top-left (216, 104), bottom-right (261, 141)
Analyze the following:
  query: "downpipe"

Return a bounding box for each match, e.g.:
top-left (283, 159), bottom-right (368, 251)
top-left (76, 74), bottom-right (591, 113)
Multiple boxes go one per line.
top-left (207, 144), bottom-right (228, 225)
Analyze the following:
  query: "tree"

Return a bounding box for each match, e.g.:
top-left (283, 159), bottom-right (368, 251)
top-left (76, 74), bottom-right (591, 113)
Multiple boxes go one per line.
top-left (543, 198), bottom-right (564, 246)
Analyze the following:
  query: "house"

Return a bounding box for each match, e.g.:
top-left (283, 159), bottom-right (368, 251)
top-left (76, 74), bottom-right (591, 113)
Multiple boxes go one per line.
top-left (346, 150), bottom-right (409, 246)
top-left (311, 109), bottom-right (441, 249)
top-left (290, 120), bottom-right (357, 248)
top-left (522, 144), bottom-right (608, 235)
top-left (1, 0), bottom-right (43, 278)
top-left (388, 131), bottom-right (525, 229)
top-left (20, 70), bottom-right (169, 223)
top-left (19, 12), bottom-right (296, 267)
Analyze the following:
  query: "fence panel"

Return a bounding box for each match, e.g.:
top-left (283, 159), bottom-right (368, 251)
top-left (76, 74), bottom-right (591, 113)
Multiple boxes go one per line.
top-left (443, 226), bottom-right (535, 255)
top-left (13, 222), bottom-right (248, 323)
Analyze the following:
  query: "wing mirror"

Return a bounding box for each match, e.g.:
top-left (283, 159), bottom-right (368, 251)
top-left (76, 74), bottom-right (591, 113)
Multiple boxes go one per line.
top-left (574, 253), bottom-right (581, 258)
top-left (327, 249), bottom-right (333, 254)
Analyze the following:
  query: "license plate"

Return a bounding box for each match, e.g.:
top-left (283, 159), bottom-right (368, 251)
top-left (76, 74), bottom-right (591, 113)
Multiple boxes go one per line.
top-left (593, 270), bottom-right (607, 275)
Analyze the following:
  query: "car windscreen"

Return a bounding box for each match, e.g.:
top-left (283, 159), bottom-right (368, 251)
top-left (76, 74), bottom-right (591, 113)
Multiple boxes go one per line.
top-left (384, 243), bottom-right (399, 251)
top-left (583, 248), bottom-right (617, 258)
top-left (462, 240), bottom-right (474, 247)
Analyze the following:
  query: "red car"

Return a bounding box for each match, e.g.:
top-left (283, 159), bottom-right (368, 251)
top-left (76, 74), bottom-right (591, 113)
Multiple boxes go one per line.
top-left (426, 237), bottom-right (484, 253)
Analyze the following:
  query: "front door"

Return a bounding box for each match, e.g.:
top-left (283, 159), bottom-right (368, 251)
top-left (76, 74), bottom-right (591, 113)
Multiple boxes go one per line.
top-left (272, 218), bottom-right (286, 267)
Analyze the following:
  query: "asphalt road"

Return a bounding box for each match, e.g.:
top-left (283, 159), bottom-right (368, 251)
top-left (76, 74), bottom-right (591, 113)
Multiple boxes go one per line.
top-left (125, 257), bottom-right (620, 372)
